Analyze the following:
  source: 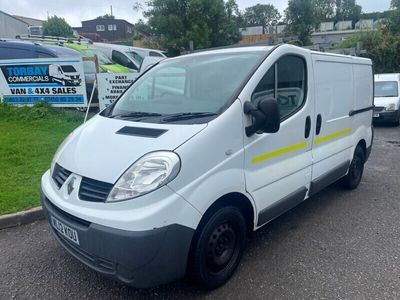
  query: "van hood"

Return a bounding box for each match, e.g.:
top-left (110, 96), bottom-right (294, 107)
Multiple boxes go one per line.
top-left (56, 115), bottom-right (206, 183)
top-left (374, 96), bottom-right (400, 109)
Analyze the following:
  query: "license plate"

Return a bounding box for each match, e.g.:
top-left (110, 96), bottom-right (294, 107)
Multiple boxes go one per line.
top-left (51, 216), bottom-right (80, 245)
top-left (373, 113), bottom-right (380, 118)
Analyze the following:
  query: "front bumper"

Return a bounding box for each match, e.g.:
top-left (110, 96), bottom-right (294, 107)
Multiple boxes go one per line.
top-left (41, 190), bottom-right (195, 287)
top-left (373, 110), bottom-right (400, 123)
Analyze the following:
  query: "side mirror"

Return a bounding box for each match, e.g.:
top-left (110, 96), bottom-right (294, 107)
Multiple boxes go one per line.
top-left (244, 98), bottom-right (280, 137)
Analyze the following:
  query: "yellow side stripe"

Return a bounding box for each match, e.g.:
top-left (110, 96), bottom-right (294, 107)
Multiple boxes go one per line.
top-left (251, 141), bottom-right (307, 165)
top-left (314, 128), bottom-right (352, 145)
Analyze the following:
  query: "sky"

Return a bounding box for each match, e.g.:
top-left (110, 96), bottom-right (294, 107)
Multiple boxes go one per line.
top-left (0, 0), bottom-right (393, 27)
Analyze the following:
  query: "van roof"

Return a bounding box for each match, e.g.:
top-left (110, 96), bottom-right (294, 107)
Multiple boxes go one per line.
top-left (168, 44), bottom-right (371, 65)
top-left (0, 40), bottom-right (57, 56)
top-left (94, 43), bottom-right (165, 55)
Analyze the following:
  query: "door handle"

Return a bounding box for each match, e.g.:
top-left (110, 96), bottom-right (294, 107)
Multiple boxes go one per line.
top-left (305, 116), bottom-right (311, 138)
top-left (316, 114), bottom-right (322, 135)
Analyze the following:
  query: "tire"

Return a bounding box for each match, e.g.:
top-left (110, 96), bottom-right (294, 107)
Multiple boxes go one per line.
top-left (189, 206), bottom-right (247, 289)
top-left (341, 145), bottom-right (365, 190)
top-left (392, 119), bottom-right (400, 127)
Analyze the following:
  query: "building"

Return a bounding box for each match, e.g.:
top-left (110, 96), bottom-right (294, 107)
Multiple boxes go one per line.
top-left (0, 10), bottom-right (28, 38)
top-left (240, 26), bottom-right (263, 36)
top-left (13, 15), bottom-right (43, 27)
top-left (311, 30), bottom-right (357, 48)
top-left (74, 18), bottom-right (135, 42)
top-left (335, 20), bottom-right (353, 31)
top-left (355, 19), bottom-right (374, 30)
top-left (319, 22), bottom-right (334, 32)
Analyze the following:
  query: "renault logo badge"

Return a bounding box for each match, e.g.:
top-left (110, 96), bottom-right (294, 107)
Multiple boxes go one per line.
top-left (67, 177), bottom-right (75, 195)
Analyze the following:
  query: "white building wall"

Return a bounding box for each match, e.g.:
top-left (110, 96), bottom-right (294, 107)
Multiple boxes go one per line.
top-left (0, 11), bottom-right (28, 38)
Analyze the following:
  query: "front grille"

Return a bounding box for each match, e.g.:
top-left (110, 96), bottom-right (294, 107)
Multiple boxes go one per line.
top-left (79, 177), bottom-right (113, 202)
top-left (52, 163), bottom-right (72, 188)
top-left (43, 196), bottom-right (90, 227)
top-left (374, 106), bottom-right (385, 113)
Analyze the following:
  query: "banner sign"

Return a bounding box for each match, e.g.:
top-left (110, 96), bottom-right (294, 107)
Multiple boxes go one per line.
top-left (0, 58), bottom-right (87, 107)
top-left (97, 73), bottom-right (139, 110)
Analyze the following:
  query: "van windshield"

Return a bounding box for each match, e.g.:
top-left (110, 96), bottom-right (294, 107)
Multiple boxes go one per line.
top-left (375, 81), bottom-right (399, 97)
top-left (81, 49), bottom-right (113, 65)
top-left (61, 65), bottom-right (77, 73)
top-left (126, 51), bottom-right (144, 65)
top-left (108, 51), bottom-right (266, 123)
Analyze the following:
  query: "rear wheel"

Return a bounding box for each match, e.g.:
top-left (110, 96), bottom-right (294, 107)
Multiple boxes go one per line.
top-left (189, 206), bottom-right (247, 289)
top-left (341, 145), bottom-right (365, 189)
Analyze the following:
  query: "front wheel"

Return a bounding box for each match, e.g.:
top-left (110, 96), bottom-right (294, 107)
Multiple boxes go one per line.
top-left (340, 145), bottom-right (365, 189)
top-left (189, 206), bottom-right (247, 289)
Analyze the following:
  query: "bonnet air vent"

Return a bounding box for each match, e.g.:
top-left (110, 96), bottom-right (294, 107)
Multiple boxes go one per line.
top-left (116, 126), bottom-right (167, 138)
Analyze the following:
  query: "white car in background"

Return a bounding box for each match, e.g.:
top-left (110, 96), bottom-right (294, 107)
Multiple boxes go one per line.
top-left (374, 73), bottom-right (400, 126)
top-left (93, 43), bottom-right (166, 72)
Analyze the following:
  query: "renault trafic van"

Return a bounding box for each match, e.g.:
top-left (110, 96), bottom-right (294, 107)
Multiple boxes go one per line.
top-left (41, 44), bottom-right (374, 289)
top-left (374, 73), bottom-right (400, 126)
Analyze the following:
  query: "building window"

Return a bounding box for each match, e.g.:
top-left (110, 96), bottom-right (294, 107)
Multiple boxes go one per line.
top-left (108, 24), bottom-right (117, 31)
top-left (127, 26), bottom-right (132, 33)
top-left (96, 25), bottom-right (105, 32)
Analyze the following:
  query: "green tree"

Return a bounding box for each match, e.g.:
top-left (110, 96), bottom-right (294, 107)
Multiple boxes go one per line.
top-left (285, 0), bottom-right (316, 45)
top-left (96, 14), bottom-right (115, 19)
top-left (314, 0), bottom-right (335, 24)
top-left (243, 4), bottom-right (281, 34)
top-left (42, 16), bottom-right (73, 37)
top-left (144, 0), bottom-right (242, 54)
top-left (387, 0), bottom-right (400, 34)
top-left (337, 30), bottom-right (400, 73)
top-left (335, 0), bottom-right (362, 24)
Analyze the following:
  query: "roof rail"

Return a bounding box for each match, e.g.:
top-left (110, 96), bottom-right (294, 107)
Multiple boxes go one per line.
top-left (15, 34), bottom-right (93, 45)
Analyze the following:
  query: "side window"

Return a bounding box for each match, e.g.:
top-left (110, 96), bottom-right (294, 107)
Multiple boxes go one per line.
top-left (252, 55), bottom-right (307, 120)
top-left (112, 50), bottom-right (137, 70)
top-left (0, 47), bottom-right (34, 59)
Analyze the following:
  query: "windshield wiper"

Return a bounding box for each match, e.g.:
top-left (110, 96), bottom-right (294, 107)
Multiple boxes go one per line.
top-left (161, 112), bottom-right (218, 122)
top-left (109, 112), bottom-right (163, 120)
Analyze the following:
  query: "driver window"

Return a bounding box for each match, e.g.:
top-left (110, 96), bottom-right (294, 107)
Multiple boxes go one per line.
top-left (252, 55), bottom-right (306, 120)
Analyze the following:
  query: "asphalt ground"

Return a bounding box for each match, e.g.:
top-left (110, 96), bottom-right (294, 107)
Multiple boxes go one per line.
top-left (1, 124), bottom-right (400, 299)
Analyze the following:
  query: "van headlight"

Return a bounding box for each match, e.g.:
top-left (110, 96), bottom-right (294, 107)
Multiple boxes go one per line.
top-left (107, 151), bottom-right (181, 202)
top-left (386, 103), bottom-right (397, 111)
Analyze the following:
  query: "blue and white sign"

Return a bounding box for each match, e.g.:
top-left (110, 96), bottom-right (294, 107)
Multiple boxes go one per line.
top-left (0, 58), bottom-right (87, 107)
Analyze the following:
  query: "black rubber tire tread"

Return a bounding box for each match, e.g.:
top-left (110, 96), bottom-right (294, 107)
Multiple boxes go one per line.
top-left (189, 206), bottom-right (247, 289)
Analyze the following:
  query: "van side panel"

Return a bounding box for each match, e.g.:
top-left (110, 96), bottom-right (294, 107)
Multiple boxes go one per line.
top-left (311, 55), bottom-right (355, 181)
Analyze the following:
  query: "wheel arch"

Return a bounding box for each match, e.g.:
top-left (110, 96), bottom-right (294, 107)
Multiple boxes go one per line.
top-left (356, 139), bottom-right (367, 162)
top-left (197, 192), bottom-right (256, 234)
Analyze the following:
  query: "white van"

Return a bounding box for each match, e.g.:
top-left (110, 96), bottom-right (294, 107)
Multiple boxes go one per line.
top-left (93, 43), bottom-right (166, 72)
top-left (49, 64), bottom-right (81, 86)
top-left (374, 73), bottom-right (400, 126)
top-left (41, 44), bottom-right (373, 289)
